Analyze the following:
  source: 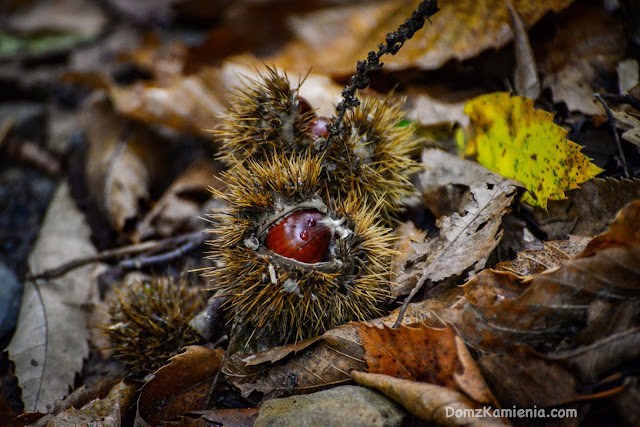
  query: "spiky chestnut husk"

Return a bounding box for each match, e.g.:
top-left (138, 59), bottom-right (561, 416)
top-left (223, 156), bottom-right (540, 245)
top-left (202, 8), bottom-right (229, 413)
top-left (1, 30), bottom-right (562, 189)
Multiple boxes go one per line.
top-left (205, 154), bottom-right (394, 351)
top-left (106, 276), bottom-right (205, 378)
top-left (323, 95), bottom-right (422, 221)
top-left (215, 66), bottom-right (316, 164)
top-left (216, 67), bottom-right (421, 222)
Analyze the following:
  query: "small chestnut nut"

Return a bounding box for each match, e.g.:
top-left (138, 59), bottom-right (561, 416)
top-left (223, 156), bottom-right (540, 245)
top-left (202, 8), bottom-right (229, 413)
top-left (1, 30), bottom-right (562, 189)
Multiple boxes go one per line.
top-left (309, 117), bottom-right (331, 139)
top-left (296, 95), bottom-right (315, 117)
top-left (265, 209), bottom-right (330, 263)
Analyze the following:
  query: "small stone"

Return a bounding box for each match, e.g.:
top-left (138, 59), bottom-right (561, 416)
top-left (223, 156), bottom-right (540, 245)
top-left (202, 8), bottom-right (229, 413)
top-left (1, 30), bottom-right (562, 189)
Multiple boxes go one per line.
top-left (255, 385), bottom-right (405, 427)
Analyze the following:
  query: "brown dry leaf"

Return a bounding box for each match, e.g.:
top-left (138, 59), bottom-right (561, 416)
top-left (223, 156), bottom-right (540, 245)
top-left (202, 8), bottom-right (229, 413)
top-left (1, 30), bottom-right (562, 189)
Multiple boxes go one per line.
top-left (391, 221), bottom-right (427, 286)
top-left (45, 380), bottom-right (136, 426)
top-left (107, 58), bottom-right (342, 137)
top-left (538, 3), bottom-right (625, 115)
top-left (611, 109), bottom-right (640, 148)
top-left (612, 377), bottom-right (640, 426)
top-left (475, 344), bottom-right (617, 408)
top-left (580, 198), bottom-right (640, 257)
top-left (617, 59), bottom-right (639, 95)
top-left (396, 149), bottom-right (520, 290)
top-left (7, 0), bottom-right (107, 35)
top-left (355, 323), bottom-right (498, 407)
top-left (507, 0), bottom-right (540, 99)
top-left (83, 92), bottom-right (169, 232)
top-left (7, 183), bottom-right (107, 413)
top-left (26, 380), bottom-right (121, 427)
top-left (438, 199), bottom-right (640, 354)
top-left (276, 0), bottom-right (574, 75)
top-left (356, 324), bottom-right (457, 387)
top-left (366, 203), bottom-right (640, 412)
top-left (134, 160), bottom-right (220, 242)
top-left (136, 346), bottom-right (225, 427)
top-left (545, 327), bottom-right (640, 384)
top-left (393, 248), bottom-right (638, 408)
top-left (404, 93), bottom-right (468, 127)
top-left (533, 178), bottom-right (640, 240)
top-left (108, 67), bottom-right (226, 137)
top-left (119, 33), bottom-right (187, 85)
top-left (351, 372), bottom-right (507, 426)
top-left (224, 321), bottom-right (499, 407)
top-left (223, 325), bottom-right (365, 399)
top-left (447, 242), bottom-right (640, 353)
top-left (495, 235), bottom-right (590, 276)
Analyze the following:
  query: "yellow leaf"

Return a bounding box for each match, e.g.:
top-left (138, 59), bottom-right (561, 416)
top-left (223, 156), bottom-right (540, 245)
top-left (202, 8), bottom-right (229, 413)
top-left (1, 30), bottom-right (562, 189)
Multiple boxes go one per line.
top-left (461, 92), bottom-right (603, 209)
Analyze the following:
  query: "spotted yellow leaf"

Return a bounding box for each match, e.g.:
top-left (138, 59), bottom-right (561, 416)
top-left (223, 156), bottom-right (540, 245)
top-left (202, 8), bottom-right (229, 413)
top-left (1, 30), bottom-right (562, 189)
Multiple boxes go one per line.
top-left (459, 92), bottom-right (604, 209)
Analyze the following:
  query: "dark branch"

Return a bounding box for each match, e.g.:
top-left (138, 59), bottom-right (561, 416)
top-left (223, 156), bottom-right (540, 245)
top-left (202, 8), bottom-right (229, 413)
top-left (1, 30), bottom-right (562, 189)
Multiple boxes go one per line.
top-left (325, 0), bottom-right (439, 143)
top-left (28, 231), bottom-right (204, 280)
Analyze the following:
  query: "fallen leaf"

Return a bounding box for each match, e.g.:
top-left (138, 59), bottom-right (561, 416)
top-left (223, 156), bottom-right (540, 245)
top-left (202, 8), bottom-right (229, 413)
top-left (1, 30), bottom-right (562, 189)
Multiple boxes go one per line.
top-left (617, 59), bottom-right (639, 95)
top-left (106, 58), bottom-right (343, 138)
top-left (391, 221), bottom-right (427, 287)
top-left (136, 346), bottom-right (225, 427)
top-left (389, 219), bottom-right (638, 409)
top-left (538, 4), bottom-right (625, 114)
top-left (611, 377), bottom-right (640, 426)
top-left (405, 93), bottom-right (468, 127)
top-left (580, 198), bottom-right (640, 257)
top-left (277, 0), bottom-right (575, 75)
top-left (507, 0), bottom-right (540, 99)
top-left (82, 92), bottom-right (169, 232)
top-left (476, 345), bottom-right (601, 408)
top-left (355, 323), bottom-right (498, 407)
top-left (134, 160), bottom-right (220, 242)
top-left (545, 327), bottom-right (640, 384)
top-left (580, 295), bottom-right (639, 342)
top-left (223, 320), bottom-right (499, 407)
top-left (532, 178), bottom-right (640, 239)
top-left (223, 325), bottom-right (365, 399)
top-left (6, 0), bottom-right (107, 35)
top-left (439, 199), bottom-right (640, 354)
top-left (611, 109), bottom-right (640, 148)
top-left (495, 235), bottom-right (590, 276)
top-left (460, 92), bottom-right (604, 208)
top-left (356, 324), bottom-right (458, 387)
top-left (26, 379), bottom-right (121, 427)
top-left (351, 371), bottom-right (507, 426)
top-left (108, 67), bottom-right (226, 137)
top-left (396, 149), bottom-right (520, 290)
top-left (45, 380), bottom-right (136, 426)
top-left (7, 182), bottom-right (107, 413)
top-left (450, 243), bottom-right (640, 353)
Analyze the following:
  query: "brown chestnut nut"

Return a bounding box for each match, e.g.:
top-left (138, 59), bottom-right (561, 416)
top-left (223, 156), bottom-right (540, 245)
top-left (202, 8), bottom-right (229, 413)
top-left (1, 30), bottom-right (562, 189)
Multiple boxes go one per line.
top-left (265, 209), bottom-right (330, 263)
top-left (309, 117), bottom-right (331, 139)
top-left (296, 95), bottom-right (315, 117)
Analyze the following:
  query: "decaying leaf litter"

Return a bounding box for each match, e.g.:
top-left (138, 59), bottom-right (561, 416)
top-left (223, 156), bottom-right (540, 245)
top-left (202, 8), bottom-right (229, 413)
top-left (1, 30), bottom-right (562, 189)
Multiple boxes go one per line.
top-left (1, 0), bottom-right (640, 425)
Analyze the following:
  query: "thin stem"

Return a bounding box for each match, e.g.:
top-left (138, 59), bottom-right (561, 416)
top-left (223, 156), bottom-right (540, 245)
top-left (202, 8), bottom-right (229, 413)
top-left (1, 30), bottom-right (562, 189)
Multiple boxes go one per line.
top-left (594, 93), bottom-right (630, 178)
top-left (325, 0), bottom-right (439, 145)
top-left (28, 231), bottom-right (205, 280)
